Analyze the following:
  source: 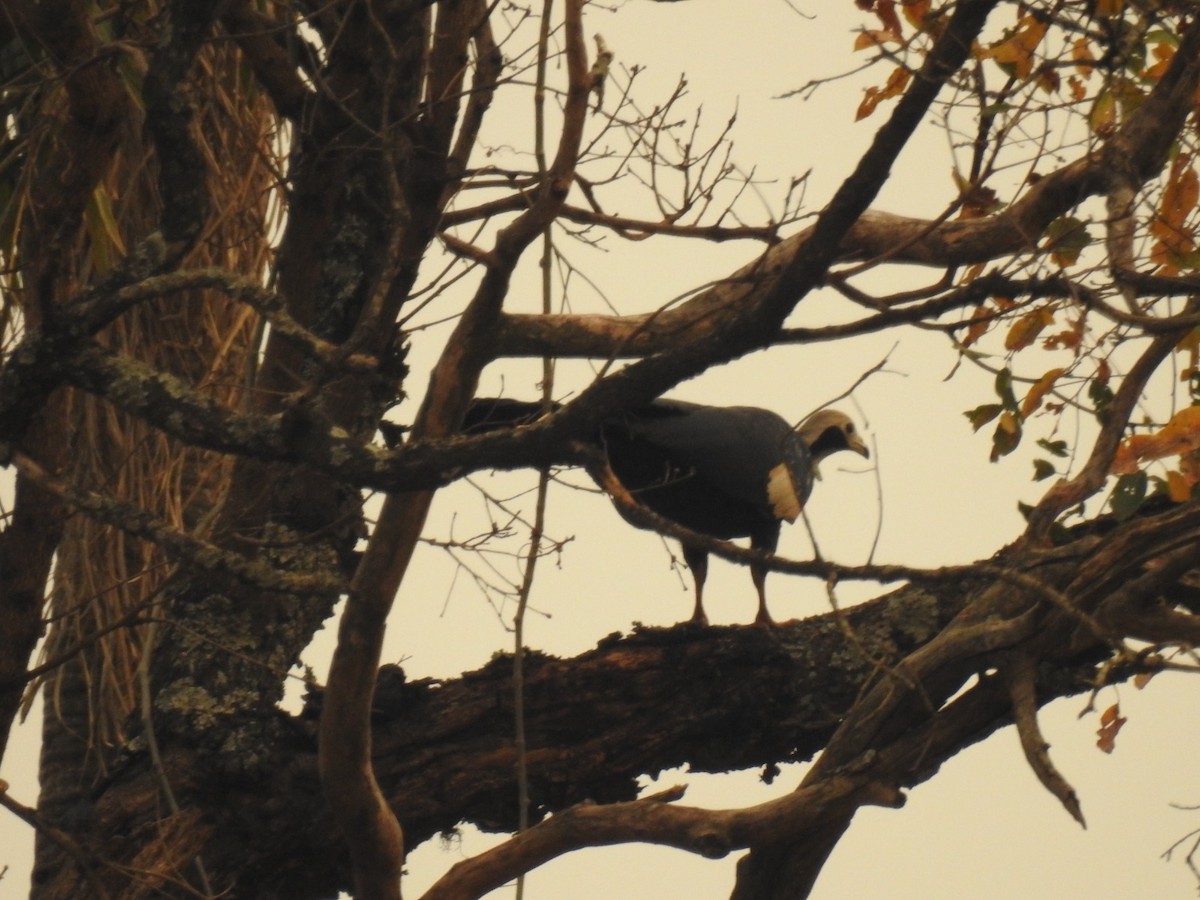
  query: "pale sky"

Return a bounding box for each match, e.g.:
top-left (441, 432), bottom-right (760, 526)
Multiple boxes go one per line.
top-left (3, 3), bottom-right (1200, 898)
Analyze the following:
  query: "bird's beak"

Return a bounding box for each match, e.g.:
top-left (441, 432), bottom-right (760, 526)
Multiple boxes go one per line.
top-left (849, 434), bottom-right (870, 459)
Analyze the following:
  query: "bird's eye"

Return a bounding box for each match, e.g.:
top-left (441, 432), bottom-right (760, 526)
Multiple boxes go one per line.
top-left (846, 424), bottom-right (855, 433)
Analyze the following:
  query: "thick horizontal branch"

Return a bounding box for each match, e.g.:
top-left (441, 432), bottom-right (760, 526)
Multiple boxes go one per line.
top-left (51, 495), bottom-right (1200, 899)
top-left (39, 338), bottom-right (1176, 612)
top-left (65, 342), bottom-right (293, 458)
top-left (53, 338), bottom-right (565, 491)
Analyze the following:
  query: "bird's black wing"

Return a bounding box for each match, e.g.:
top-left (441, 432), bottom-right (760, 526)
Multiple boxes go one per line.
top-left (617, 402), bottom-right (813, 521)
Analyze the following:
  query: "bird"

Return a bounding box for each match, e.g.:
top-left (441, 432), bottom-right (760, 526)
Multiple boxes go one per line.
top-left (462, 397), bottom-right (869, 625)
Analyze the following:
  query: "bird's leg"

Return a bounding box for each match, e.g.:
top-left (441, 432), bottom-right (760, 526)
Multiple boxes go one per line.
top-left (751, 562), bottom-right (774, 626)
top-left (681, 544), bottom-right (709, 626)
top-left (750, 530), bottom-right (780, 626)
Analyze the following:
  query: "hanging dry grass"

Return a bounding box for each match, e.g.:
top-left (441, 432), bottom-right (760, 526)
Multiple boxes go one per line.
top-left (2, 8), bottom-right (288, 770)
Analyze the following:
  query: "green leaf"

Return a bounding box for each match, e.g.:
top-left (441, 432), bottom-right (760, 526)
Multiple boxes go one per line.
top-left (85, 187), bottom-right (127, 275)
top-left (1145, 29), bottom-right (1179, 49)
top-left (1089, 89), bottom-right (1115, 134)
top-left (1088, 377), bottom-right (1115, 417)
top-left (955, 345), bottom-right (993, 363)
top-left (117, 50), bottom-right (146, 112)
top-left (995, 367), bottom-right (1018, 412)
top-left (1111, 471), bottom-right (1148, 521)
top-left (1032, 459), bottom-right (1056, 481)
top-left (1043, 216), bottom-right (1093, 266)
top-left (990, 411), bottom-right (1022, 461)
top-left (1121, 43), bottom-right (1146, 77)
top-left (1037, 438), bottom-right (1069, 458)
top-left (965, 403), bottom-right (1003, 432)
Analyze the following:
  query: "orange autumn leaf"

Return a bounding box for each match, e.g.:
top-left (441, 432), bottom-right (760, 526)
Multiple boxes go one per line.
top-left (1005, 307), bottom-right (1053, 351)
top-left (1161, 162), bottom-right (1198, 235)
top-left (857, 90), bottom-right (883, 121)
top-left (1151, 155), bottom-right (1198, 266)
top-left (1143, 38), bottom-right (1176, 83)
top-left (902, 0), bottom-right (932, 28)
top-left (1096, 703), bottom-right (1126, 754)
top-left (872, 0), bottom-right (902, 35)
top-left (1181, 450), bottom-right (1200, 483)
top-left (1110, 439), bottom-right (1142, 475)
top-left (1071, 37), bottom-right (1094, 76)
top-left (986, 16), bottom-right (1049, 80)
top-left (857, 66), bottom-right (911, 120)
top-left (1111, 406), bottom-right (1200, 474)
top-left (1021, 368), bottom-right (1066, 417)
top-left (961, 304), bottom-right (993, 348)
top-left (1142, 406), bottom-right (1200, 456)
top-left (1044, 315), bottom-right (1085, 351)
top-left (1166, 469), bottom-right (1194, 502)
top-left (854, 29), bottom-right (900, 51)
top-left (1036, 65), bottom-right (1060, 95)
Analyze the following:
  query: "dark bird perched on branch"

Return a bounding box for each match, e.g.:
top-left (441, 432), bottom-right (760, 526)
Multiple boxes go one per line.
top-left (463, 398), bottom-right (869, 625)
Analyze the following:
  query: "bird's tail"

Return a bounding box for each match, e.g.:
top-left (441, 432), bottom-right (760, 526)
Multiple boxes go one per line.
top-left (462, 397), bottom-right (562, 434)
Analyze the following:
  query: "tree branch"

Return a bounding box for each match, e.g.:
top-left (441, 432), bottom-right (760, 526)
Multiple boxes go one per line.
top-left (143, 0), bottom-right (224, 253)
top-left (421, 776), bottom-right (901, 900)
top-left (319, 5), bottom-right (593, 898)
top-left (8, 450), bottom-right (345, 596)
top-left (221, 1), bottom-right (315, 120)
top-left (490, 15), bottom-right (1200, 365)
top-left (1004, 651), bottom-right (1085, 827)
top-left (1024, 320), bottom-right (1191, 542)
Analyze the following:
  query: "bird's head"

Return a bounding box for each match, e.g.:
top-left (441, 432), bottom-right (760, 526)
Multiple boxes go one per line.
top-left (796, 410), bottom-right (869, 465)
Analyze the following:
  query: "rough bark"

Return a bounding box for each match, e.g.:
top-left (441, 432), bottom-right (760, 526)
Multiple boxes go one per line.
top-left (25, 489), bottom-right (1198, 898)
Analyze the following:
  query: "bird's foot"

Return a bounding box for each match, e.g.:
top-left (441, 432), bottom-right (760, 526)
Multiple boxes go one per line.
top-left (753, 609), bottom-right (776, 627)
